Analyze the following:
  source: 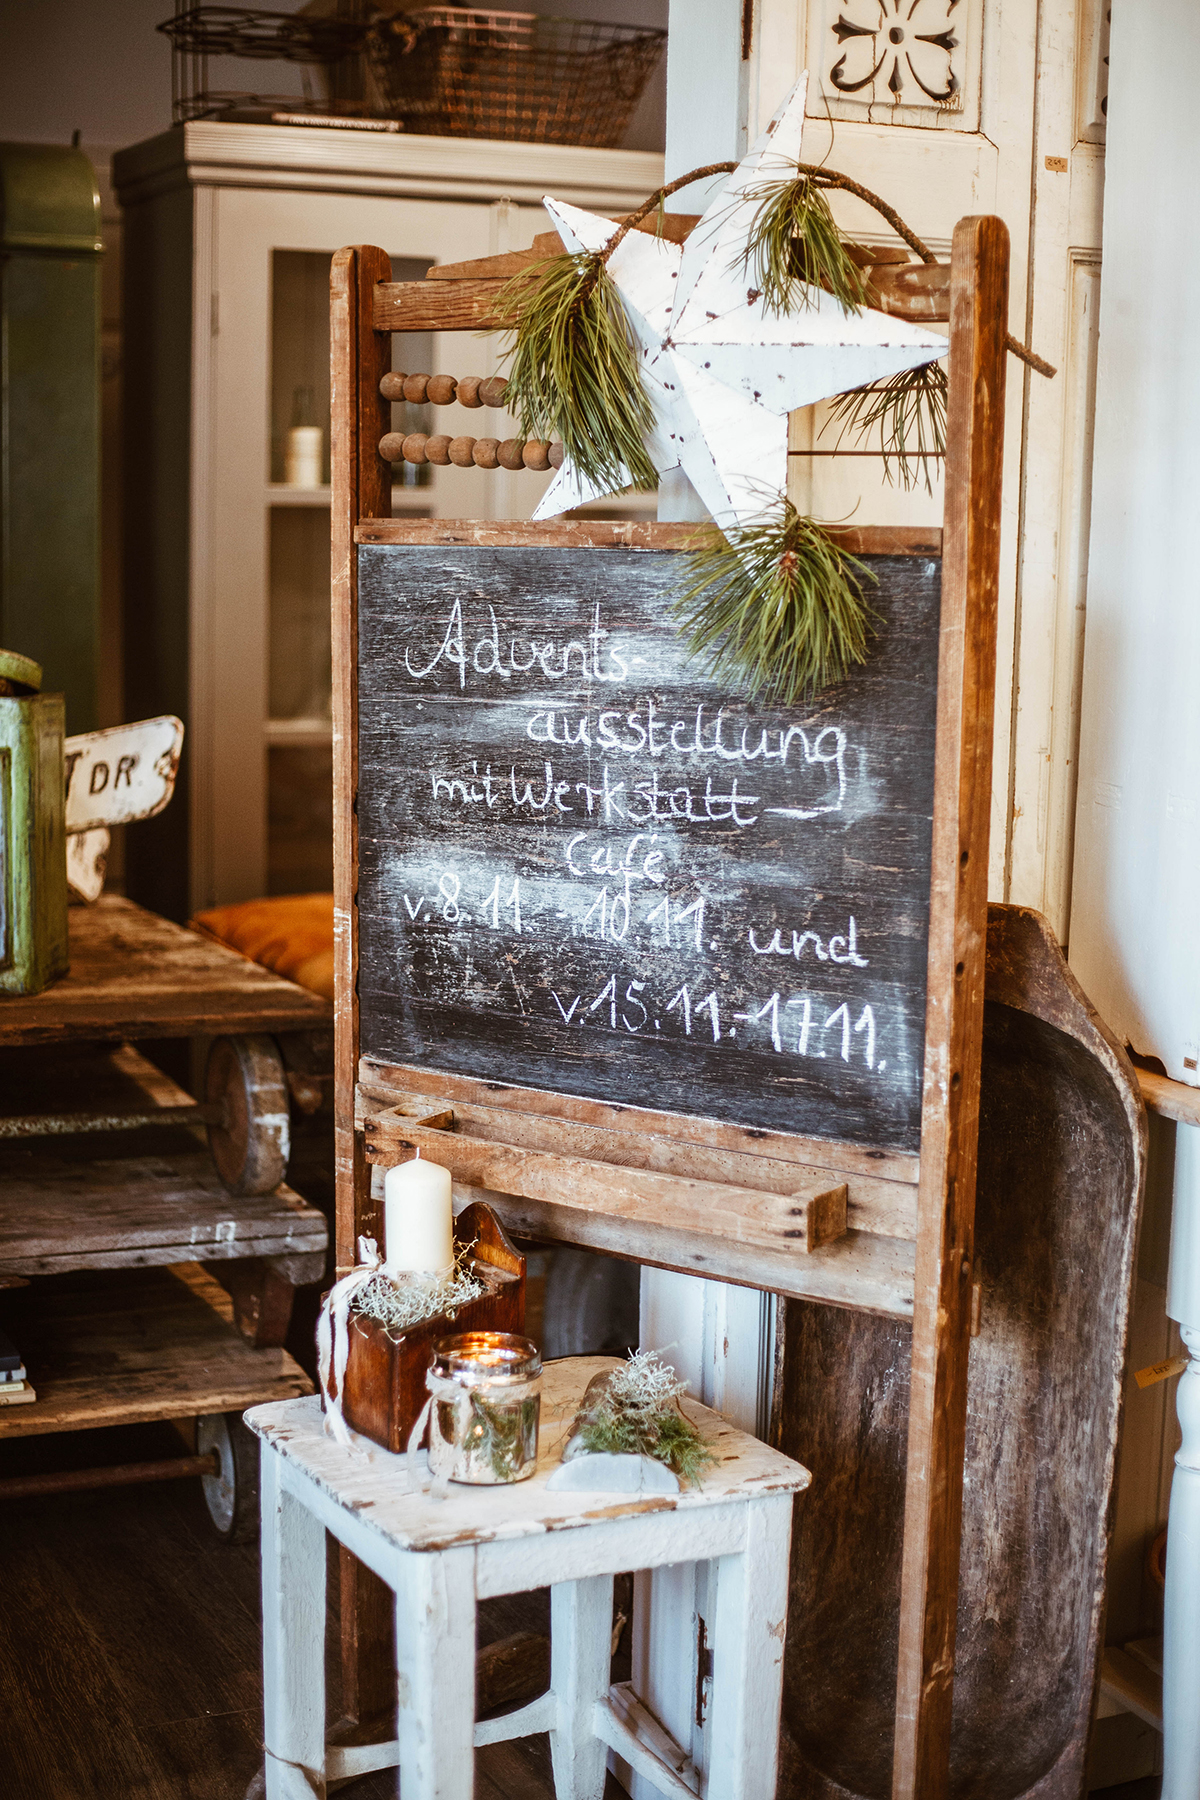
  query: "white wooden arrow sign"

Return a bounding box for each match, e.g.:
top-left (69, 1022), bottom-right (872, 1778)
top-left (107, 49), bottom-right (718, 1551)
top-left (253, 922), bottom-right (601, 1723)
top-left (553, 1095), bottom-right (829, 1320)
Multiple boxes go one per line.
top-left (64, 715), bottom-right (184, 835)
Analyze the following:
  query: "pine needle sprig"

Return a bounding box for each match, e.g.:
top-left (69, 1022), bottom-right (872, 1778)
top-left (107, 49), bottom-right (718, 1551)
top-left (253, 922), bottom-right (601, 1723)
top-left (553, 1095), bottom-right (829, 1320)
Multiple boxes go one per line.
top-left (498, 251), bottom-right (658, 495)
top-left (741, 176), bottom-right (870, 316)
top-left (675, 501), bottom-right (877, 703)
top-left (823, 359), bottom-right (948, 494)
top-left (572, 1351), bottom-right (717, 1487)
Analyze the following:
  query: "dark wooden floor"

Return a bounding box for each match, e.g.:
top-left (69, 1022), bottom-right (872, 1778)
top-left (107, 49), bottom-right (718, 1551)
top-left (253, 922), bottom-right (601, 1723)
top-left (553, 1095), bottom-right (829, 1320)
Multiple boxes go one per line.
top-left (0, 1419), bottom-right (626, 1800)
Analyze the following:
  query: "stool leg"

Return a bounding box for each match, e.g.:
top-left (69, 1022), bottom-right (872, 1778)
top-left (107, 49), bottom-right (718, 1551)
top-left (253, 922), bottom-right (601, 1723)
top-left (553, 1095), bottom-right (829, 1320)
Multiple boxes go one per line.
top-left (394, 1546), bottom-right (476, 1800)
top-left (706, 1495), bottom-right (793, 1800)
top-left (549, 1574), bottom-right (614, 1800)
top-left (260, 1447), bottom-right (327, 1799)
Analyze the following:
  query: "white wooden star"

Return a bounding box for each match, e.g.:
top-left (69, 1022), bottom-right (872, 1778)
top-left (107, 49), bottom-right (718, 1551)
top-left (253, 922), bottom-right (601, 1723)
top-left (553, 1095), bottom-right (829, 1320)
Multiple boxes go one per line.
top-left (532, 70), bottom-right (948, 530)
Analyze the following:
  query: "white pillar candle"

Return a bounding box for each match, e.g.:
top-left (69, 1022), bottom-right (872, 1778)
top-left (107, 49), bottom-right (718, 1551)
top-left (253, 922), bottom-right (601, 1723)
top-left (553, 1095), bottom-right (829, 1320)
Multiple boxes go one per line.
top-left (284, 424), bottom-right (324, 487)
top-left (383, 1152), bottom-right (454, 1276)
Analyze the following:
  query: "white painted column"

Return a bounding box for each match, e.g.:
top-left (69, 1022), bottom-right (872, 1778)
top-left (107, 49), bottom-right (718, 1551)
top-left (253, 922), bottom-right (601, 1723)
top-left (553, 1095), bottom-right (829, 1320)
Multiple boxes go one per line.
top-left (1067, 6), bottom-right (1200, 1793)
top-left (1165, 1126), bottom-right (1200, 1799)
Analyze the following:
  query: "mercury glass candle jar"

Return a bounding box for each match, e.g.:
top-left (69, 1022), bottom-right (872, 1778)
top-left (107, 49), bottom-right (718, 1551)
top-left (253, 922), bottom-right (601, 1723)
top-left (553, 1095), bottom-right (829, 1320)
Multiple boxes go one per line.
top-left (428, 1333), bottom-right (541, 1485)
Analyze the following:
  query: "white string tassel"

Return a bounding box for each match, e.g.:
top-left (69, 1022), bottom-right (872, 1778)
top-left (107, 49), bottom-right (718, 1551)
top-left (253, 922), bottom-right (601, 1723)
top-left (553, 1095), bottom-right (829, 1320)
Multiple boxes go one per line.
top-left (316, 1234), bottom-right (383, 1454)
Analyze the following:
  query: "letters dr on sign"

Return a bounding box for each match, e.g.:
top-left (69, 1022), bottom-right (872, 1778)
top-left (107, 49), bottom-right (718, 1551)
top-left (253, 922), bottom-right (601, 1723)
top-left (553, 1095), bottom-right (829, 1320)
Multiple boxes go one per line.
top-left (63, 715), bottom-right (184, 835)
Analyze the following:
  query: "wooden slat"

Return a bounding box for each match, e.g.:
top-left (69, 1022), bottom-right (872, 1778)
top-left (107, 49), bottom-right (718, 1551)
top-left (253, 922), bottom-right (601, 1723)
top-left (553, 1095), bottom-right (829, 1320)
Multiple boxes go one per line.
top-left (0, 896), bottom-right (331, 1046)
top-left (359, 1058), bottom-right (920, 1188)
top-left (356, 1079), bottom-right (917, 1240)
top-left (373, 258), bottom-right (949, 333)
top-left (427, 215), bottom-right (702, 283)
top-left (1137, 1067), bottom-right (1200, 1127)
top-left (331, 241), bottom-right (399, 1734)
top-left (0, 1151), bottom-right (325, 1277)
top-left (449, 1181), bottom-right (914, 1318)
top-left (363, 1107), bottom-right (848, 1257)
top-left (0, 1263), bottom-right (312, 1438)
top-left (892, 216), bottom-right (1010, 1800)
top-left (353, 518), bottom-right (942, 557)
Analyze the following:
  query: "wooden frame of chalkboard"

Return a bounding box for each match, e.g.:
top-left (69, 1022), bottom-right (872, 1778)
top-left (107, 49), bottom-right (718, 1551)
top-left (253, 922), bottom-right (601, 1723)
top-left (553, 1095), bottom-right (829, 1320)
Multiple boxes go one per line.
top-left (330, 216), bottom-right (1008, 1799)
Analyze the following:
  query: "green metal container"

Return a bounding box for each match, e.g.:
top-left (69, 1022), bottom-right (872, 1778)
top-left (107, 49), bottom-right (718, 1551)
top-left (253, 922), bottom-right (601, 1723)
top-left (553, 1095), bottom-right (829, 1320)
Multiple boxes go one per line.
top-left (0, 142), bottom-right (102, 736)
top-left (0, 648), bottom-right (68, 996)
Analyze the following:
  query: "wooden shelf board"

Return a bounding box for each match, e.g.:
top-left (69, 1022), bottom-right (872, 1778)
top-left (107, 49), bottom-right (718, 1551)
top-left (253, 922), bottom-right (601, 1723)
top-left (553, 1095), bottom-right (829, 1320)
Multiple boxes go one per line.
top-left (0, 1264), bottom-right (313, 1439)
top-left (0, 896), bottom-right (332, 1046)
top-left (0, 1148), bottom-right (326, 1278)
top-left (1137, 1067), bottom-right (1200, 1128)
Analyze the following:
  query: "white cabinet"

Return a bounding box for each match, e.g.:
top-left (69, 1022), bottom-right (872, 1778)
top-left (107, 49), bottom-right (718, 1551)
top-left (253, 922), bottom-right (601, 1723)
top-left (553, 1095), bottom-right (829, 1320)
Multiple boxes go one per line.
top-left (114, 122), bottom-right (662, 918)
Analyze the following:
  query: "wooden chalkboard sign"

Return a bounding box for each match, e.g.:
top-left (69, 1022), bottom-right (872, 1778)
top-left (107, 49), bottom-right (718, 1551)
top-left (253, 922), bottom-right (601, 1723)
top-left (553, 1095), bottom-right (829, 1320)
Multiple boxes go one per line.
top-left (356, 546), bottom-right (939, 1155)
top-left (331, 217), bottom-right (1010, 1800)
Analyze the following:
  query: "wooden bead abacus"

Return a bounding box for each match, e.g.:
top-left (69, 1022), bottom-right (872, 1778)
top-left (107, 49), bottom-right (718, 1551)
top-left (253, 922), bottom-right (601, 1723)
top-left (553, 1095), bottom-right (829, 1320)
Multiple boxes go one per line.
top-left (377, 370), bottom-right (564, 472)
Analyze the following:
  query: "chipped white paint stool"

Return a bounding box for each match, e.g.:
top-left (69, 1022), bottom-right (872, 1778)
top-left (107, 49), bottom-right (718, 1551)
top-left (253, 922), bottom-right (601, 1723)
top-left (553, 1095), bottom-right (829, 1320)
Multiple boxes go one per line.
top-left (247, 1355), bottom-right (810, 1799)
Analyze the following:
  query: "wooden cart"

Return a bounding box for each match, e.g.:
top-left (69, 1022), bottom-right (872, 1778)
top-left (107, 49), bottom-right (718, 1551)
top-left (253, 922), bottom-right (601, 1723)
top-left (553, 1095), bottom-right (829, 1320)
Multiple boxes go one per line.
top-left (0, 896), bottom-right (333, 1536)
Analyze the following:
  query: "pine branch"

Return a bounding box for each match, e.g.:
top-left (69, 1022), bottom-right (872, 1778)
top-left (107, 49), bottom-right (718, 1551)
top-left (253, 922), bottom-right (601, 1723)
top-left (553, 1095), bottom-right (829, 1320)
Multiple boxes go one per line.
top-left (823, 361), bottom-right (949, 494)
top-left (675, 502), bottom-right (877, 703)
top-left (498, 251), bottom-right (658, 496)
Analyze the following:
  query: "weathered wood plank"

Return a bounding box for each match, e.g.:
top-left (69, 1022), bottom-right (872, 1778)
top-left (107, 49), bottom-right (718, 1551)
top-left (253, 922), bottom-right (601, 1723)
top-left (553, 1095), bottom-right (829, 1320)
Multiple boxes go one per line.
top-left (1136, 1066), bottom-right (1200, 1128)
top-left (364, 1106), bottom-right (848, 1256)
top-left (357, 1079), bottom-right (916, 1240)
top-left (359, 1057), bottom-right (920, 1187)
top-left (353, 518), bottom-right (943, 556)
top-left (0, 896), bottom-right (331, 1046)
top-left (0, 1151), bottom-right (325, 1276)
top-left (374, 258), bottom-right (948, 333)
top-left (892, 216), bottom-right (1010, 1800)
top-left (331, 242), bottom-right (397, 1733)
top-left (0, 1263), bottom-right (312, 1438)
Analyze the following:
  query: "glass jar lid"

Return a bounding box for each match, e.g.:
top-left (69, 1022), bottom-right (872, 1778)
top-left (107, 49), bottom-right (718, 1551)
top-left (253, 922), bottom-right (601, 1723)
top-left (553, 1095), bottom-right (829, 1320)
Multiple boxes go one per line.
top-left (431, 1332), bottom-right (542, 1386)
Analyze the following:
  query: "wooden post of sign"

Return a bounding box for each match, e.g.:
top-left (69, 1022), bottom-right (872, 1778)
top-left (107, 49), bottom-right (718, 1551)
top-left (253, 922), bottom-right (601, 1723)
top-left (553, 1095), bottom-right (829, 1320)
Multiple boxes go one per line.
top-left (330, 243), bottom-right (397, 1734)
top-left (891, 216), bottom-right (1009, 1799)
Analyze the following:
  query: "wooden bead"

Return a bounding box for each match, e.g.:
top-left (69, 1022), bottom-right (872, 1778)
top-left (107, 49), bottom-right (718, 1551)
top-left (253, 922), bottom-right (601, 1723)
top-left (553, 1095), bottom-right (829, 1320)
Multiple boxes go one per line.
top-left (379, 432), bottom-right (407, 462)
top-left (426, 374), bottom-right (457, 405)
top-left (401, 432), bottom-right (428, 464)
top-left (425, 434), bottom-right (452, 466)
top-left (479, 375), bottom-right (509, 409)
top-left (402, 374), bottom-right (429, 404)
top-left (379, 372), bottom-right (408, 401)
top-left (472, 438), bottom-right (500, 469)
top-left (522, 440), bottom-right (551, 472)
top-left (448, 436), bottom-right (476, 467)
top-left (457, 375), bottom-right (483, 408)
top-left (497, 438), bottom-right (525, 471)
top-left (549, 442), bottom-right (564, 469)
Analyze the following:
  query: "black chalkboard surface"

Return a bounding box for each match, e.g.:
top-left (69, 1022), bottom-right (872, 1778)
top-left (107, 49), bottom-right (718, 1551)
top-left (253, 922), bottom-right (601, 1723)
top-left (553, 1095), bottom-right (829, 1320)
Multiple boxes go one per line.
top-left (357, 545), bottom-right (941, 1154)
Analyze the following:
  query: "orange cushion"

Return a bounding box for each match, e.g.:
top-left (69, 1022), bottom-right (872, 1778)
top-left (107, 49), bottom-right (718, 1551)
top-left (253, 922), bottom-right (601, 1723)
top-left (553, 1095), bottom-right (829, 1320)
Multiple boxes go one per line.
top-left (190, 893), bottom-right (335, 1001)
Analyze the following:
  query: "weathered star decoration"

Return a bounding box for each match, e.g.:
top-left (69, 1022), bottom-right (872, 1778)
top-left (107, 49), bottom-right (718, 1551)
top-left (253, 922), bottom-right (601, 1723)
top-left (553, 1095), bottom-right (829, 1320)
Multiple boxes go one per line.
top-left (532, 70), bottom-right (948, 531)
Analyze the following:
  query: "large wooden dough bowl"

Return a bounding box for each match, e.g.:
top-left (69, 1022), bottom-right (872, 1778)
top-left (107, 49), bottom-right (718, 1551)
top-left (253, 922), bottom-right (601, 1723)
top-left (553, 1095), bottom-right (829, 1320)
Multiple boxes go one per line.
top-left (776, 903), bottom-right (1146, 1799)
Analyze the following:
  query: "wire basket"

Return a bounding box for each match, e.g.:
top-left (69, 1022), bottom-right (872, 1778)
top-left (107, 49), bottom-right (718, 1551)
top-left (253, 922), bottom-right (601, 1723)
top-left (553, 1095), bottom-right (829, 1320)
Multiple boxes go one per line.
top-left (159, 3), bottom-right (372, 122)
top-left (366, 7), bottom-right (666, 148)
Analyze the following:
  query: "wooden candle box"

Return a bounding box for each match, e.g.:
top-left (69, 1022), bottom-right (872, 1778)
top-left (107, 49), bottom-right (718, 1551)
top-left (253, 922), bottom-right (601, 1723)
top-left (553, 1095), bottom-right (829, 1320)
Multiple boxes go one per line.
top-left (337, 1201), bottom-right (525, 1453)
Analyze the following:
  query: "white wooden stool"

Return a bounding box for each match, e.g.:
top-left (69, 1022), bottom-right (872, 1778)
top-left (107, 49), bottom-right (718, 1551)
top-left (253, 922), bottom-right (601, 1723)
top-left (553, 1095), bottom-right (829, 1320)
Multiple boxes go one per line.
top-left (246, 1355), bottom-right (810, 1799)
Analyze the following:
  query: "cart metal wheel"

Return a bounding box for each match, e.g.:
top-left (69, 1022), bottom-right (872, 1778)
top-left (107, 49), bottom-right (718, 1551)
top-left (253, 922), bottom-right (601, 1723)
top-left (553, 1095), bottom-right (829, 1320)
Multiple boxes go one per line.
top-left (205, 1033), bottom-right (290, 1196)
top-left (197, 1411), bottom-right (260, 1545)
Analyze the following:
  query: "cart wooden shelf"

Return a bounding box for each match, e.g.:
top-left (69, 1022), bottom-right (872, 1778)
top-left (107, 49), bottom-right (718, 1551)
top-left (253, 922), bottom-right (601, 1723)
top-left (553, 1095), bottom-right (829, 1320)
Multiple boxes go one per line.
top-left (0, 897), bottom-right (332, 1520)
top-left (0, 1263), bottom-right (311, 1441)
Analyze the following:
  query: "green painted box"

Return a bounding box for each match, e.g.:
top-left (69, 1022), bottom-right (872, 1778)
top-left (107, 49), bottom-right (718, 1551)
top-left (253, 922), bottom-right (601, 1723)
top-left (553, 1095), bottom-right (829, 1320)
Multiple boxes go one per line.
top-left (0, 656), bottom-right (68, 995)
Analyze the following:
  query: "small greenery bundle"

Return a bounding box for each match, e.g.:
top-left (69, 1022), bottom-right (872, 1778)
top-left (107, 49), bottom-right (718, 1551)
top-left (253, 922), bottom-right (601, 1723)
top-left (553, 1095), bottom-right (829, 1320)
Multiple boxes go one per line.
top-left (675, 500), bottom-right (877, 703)
top-left (573, 1350), bottom-right (717, 1487)
top-left (824, 359), bottom-right (948, 494)
top-left (351, 1242), bottom-right (484, 1341)
top-left (499, 250), bottom-right (657, 496)
top-left (742, 175), bottom-right (870, 316)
